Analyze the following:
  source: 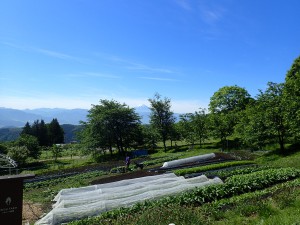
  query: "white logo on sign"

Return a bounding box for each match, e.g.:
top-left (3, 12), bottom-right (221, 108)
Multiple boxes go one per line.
top-left (5, 197), bottom-right (12, 206)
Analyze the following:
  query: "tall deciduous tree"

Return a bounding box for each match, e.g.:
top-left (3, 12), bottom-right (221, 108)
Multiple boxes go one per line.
top-left (178, 113), bottom-right (196, 148)
top-left (192, 108), bottom-right (208, 147)
top-left (209, 85), bottom-right (252, 113)
top-left (235, 101), bottom-right (269, 150)
top-left (7, 146), bottom-right (30, 166)
top-left (237, 82), bottom-right (288, 152)
top-left (141, 124), bottom-right (160, 151)
top-left (148, 93), bottom-right (175, 152)
top-left (257, 82), bottom-right (287, 152)
top-left (16, 134), bottom-right (40, 159)
top-left (209, 85), bottom-right (252, 148)
top-left (80, 99), bottom-right (141, 156)
top-left (283, 55), bottom-right (300, 141)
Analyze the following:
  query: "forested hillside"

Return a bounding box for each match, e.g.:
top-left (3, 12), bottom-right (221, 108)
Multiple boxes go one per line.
top-left (0, 124), bottom-right (81, 143)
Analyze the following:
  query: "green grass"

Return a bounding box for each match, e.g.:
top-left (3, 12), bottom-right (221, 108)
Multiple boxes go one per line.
top-left (255, 150), bottom-right (300, 169)
top-left (174, 160), bottom-right (255, 176)
top-left (21, 156), bottom-right (95, 175)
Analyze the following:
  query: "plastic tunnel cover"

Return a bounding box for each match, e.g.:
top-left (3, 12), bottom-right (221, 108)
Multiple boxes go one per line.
top-left (35, 173), bottom-right (223, 225)
top-left (161, 153), bottom-right (215, 168)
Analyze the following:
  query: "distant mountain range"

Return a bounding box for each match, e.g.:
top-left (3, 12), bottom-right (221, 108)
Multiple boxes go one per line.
top-left (0, 105), bottom-right (180, 128)
top-left (0, 107), bottom-right (89, 128)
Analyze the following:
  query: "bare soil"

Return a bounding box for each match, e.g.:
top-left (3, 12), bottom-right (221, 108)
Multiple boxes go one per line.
top-left (91, 152), bottom-right (234, 185)
top-left (22, 202), bottom-right (44, 225)
top-left (91, 169), bottom-right (166, 185)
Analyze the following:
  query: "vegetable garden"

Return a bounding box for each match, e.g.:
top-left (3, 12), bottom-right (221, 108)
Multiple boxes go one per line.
top-left (22, 150), bottom-right (300, 225)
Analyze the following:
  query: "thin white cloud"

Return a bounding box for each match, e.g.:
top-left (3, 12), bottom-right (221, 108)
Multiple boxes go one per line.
top-left (67, 72), bottom-right (121, 79)
top-left (201, 9), bottom-right (224, 25)
top-left (2, 42), bottom-right (89, 64)
top-left (104, 55), bottom-right (175, 74)
top-left (126, 63), bottom-right (174, 74)
top-left (138, 76), bottom-right (180, 82)
top-left (175, 0), bottom-right (192, 11)
top-left (34, 48), bottom-right (85, 62)
top-left (198, 1), bottom-right (226, 25)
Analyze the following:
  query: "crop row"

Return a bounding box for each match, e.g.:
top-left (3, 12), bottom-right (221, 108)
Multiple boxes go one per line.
top-left (174, 160), bottom-right (255, 176)
top-left (68, 167), bottom-right (300, 225)
top-left (24, 170), bottom-right (106, 190)
top-left (205, 165), bottom-right (271, 179)
top-left (207, 177), bottom-right (300, 211)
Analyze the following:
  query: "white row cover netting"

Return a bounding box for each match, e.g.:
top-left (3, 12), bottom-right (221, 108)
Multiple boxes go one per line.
top-left (35, 173), bottom-right (223, 225)
top-left (161, 153), bottom-right (215, 168)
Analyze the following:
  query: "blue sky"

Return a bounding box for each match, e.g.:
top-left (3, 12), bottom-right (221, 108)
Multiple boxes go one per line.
top-left (0, 0), bottom-right (299, 113)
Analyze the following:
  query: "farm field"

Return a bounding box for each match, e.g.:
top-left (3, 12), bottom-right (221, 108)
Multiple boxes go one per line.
top-left (21, 144), bottom-right (300, 225)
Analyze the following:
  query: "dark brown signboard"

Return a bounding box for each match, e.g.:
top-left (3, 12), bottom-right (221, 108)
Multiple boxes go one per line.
top-left (0, 174), bottom-right (35, 225)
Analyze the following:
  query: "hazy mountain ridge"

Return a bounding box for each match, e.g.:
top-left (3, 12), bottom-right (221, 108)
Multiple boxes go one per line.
top-left (0, 105), bottom-right (180, 128)
top-left (0, 107), bottom-right (89, 128)
top-left (0, 105), bottom-right (152, 128)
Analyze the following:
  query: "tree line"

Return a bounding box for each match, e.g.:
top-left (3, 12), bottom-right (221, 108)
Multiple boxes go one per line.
top-left (79, 55), bottom-right (300, 157)
top-left (21, 118), bottom-right (64, 147)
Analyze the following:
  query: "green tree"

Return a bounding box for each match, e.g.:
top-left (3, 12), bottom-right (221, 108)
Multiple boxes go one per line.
top-left (140, 124), bottom-right (160, 151)
top-left (237, 82), bottom-right (288, 152)
top-left (168, 123), bottom-right (181, 148)
top-left (209, 85), bottom-right (252, 114)
top-left (192, 108), bottom-right (208, 147)
top-left (178, 113), bottom-right (196, 148)
top-left (0, 143), bottom-right (8, 154)
top-left (39, 119), bottom-right (49, 146)
top-left (48, 118), bottom-right (64, 145)
top-left (16, 134), bottom-right (40, 159)
top-left (30, 120), bottom-right (49, 146)
top-left (21, 122), bottom-right (32, 136)
top-left (80, 99), bottom-right (141, 157)
top-left (209, 85), bottom-right (252, 148)
top-left (51, 144), bottom-right (62, 162)
top-left (236, 101), bottom-right (269, 150)
top-left (7, 146), bottom-right (29, 166)
top-left (257, 82), bottom-right (287, 152)
top-left (148, 93), bottom-right (176, 152)
top-left (208, 112), bottom-right (236, 149)
top-left (283, 55), bottom-right (300, 141)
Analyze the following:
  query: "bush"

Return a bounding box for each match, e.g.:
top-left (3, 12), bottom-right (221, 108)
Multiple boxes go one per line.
top-left (7, 146), bottom-right (30, 166)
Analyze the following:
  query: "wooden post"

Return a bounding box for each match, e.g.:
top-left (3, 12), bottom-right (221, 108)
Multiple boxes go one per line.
top-left (0, 174), bottom-right (35, 225)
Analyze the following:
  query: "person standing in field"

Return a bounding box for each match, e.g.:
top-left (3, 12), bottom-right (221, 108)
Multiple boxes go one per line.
top-left (125, 154), bottom-right (131, 172)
